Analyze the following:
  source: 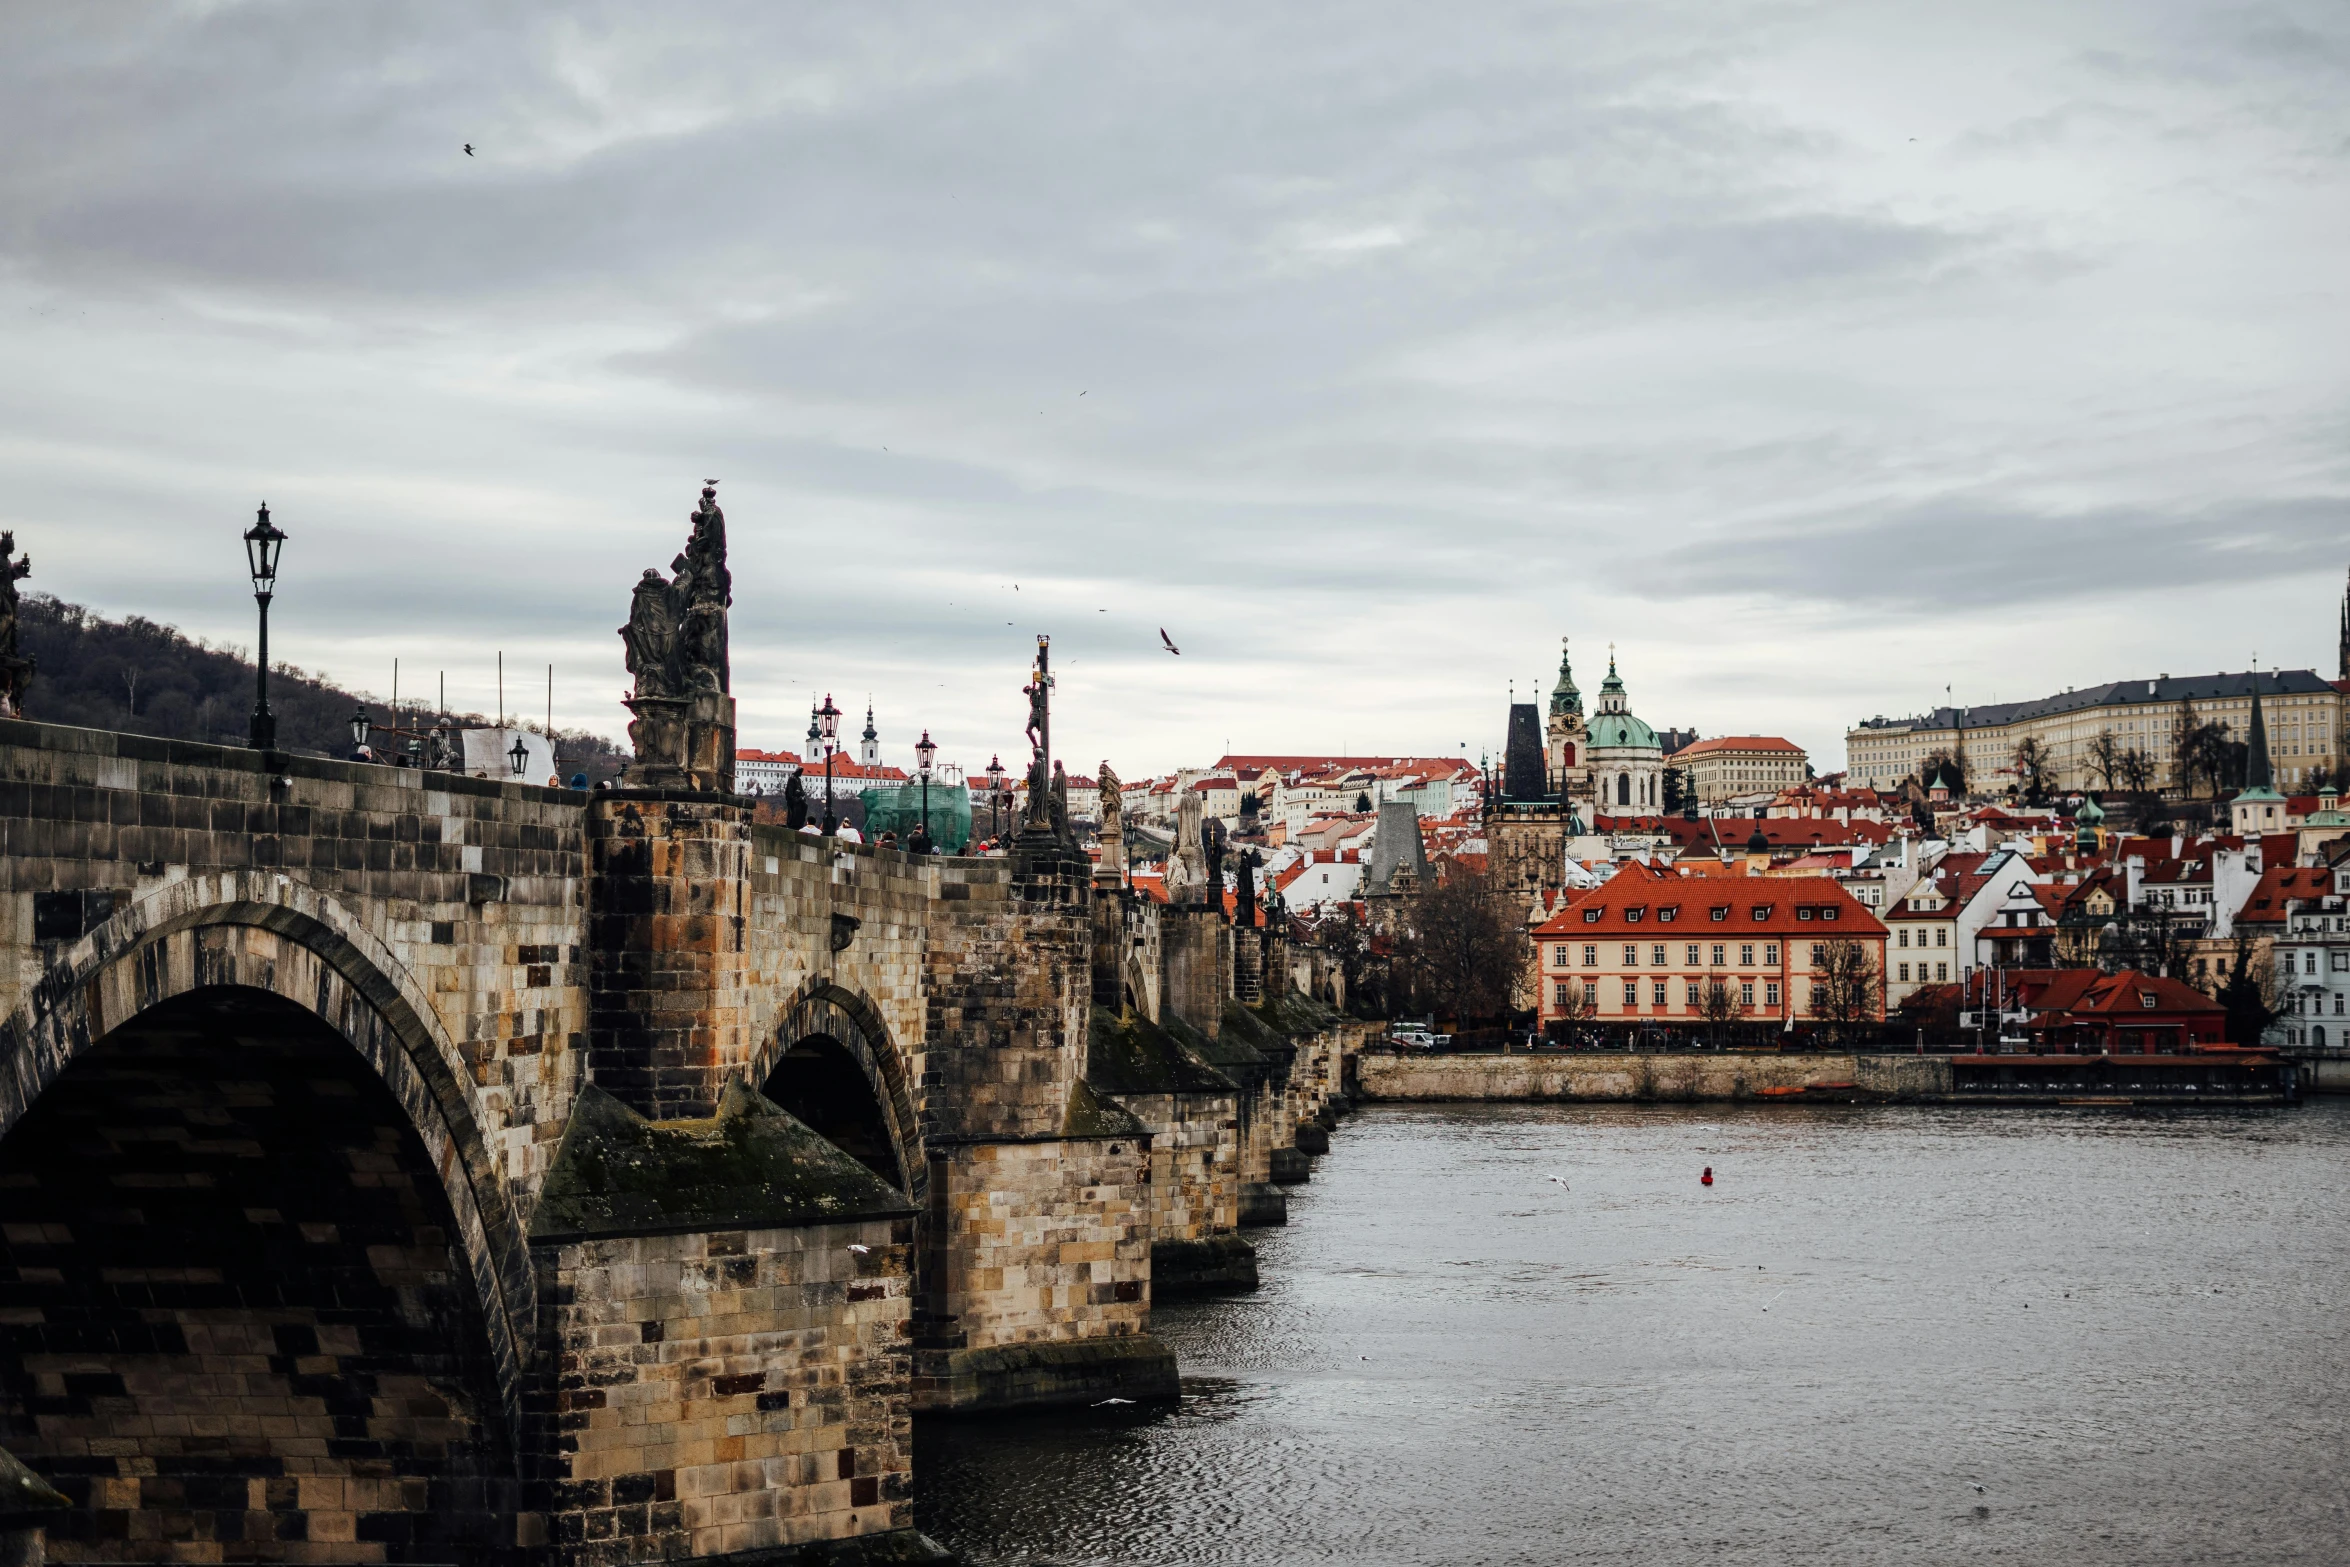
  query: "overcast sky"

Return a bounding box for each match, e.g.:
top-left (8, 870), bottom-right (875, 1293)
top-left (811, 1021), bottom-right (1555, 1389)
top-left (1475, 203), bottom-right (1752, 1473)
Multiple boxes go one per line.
top-left (6, 1), bottom-right (2346, 778)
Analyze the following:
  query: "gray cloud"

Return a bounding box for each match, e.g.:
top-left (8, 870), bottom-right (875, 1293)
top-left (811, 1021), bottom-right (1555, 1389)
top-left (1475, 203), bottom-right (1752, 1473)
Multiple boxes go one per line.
top-left (4, 0), bottom-right (2347, 772)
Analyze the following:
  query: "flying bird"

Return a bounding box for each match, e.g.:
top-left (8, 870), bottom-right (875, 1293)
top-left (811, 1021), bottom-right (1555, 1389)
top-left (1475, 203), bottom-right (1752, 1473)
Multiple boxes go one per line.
top-left (1970, 1483), bottom-right (1986, 1494)
top-left (847, 1244), bottom-right (872, 1255)
top-left (463, 143), bottom-right (474, 156)
top-left (1159, 629), bottom-right (1180, 655)
top-left (1093, 1397), bottom-right (1133, 1406)
top-left (1546, 1175), bottom-right (1569, 1189)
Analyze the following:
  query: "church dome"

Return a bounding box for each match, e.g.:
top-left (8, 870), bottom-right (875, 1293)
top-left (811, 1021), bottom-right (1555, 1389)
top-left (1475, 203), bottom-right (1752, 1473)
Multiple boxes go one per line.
top-left (1587, 711), bottom-right (1660, 750)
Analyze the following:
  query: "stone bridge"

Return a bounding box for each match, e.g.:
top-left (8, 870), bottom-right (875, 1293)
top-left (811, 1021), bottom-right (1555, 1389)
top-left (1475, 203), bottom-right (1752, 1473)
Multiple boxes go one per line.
top-left (0, 716), bottom-right (1364, 1565)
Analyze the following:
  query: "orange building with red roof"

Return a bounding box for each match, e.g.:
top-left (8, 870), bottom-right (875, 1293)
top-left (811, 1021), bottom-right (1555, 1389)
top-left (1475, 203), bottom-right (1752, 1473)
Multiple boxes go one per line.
top-left (1532, 874), bottom-right (1887, 1032)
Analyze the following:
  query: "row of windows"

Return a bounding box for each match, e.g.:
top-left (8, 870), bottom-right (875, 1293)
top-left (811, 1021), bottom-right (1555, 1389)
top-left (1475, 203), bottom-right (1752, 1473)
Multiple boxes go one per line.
top-left (1585, 904), bottom-right (1845, 926)
top-left (2280, 950), bottom-right (2350, 974)
top-left (1554, 942), bottom-right (1795, 967)
top-left (1556, 980), bottom-right (1788, 1009)
top-left (1894, 927), bottom-right (1949, 948)
top-left (1894, 962), bottom-right (1950, 983)
top-left (2285, 992), bottom-right (2345, 1015)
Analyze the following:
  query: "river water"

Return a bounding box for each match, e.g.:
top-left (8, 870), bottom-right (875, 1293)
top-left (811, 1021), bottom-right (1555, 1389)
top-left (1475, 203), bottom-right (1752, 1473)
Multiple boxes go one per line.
top-left (917, 1100), bottom-right (2350, 1565)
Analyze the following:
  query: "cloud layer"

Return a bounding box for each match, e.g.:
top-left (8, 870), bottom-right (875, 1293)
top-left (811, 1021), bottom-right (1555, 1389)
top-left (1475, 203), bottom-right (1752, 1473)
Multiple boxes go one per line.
top-left (6, 0), bottom-right (2346, 774)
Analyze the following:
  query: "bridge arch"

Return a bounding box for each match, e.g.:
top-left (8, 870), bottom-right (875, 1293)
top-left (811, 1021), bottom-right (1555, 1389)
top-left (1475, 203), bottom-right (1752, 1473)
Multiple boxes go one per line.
top-left (0, 877), bottom-right (534, 1414)
top-left (751, 981), bottom-right (923, 1199)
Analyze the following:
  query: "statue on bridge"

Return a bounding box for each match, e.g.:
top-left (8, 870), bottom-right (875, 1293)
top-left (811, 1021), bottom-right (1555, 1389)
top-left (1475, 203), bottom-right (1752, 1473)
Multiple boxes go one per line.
top-left (1235, 846), bottom-right (1261, 928)
top-left (619, 483), bottom-right (736, 791)
top-left (0, 531), bottom-right (33, 718)
top-left (1095, 760), bottom-right (1126, 888)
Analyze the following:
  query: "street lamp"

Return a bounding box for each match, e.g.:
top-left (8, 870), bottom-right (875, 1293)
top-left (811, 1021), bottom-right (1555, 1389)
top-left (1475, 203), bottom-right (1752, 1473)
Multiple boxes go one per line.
top-left (508, 733), bottom-right (530, 778)
top-left (915, 729), bottom-right (937, 852)
top-left (818, 693), bottom-right (841, 834)
top-left (985, 754), bottom-right (1005, 846)
top-left (349, 704), bottom-right (372, 761)
top-left (242, 503), bottom-right (287, 750)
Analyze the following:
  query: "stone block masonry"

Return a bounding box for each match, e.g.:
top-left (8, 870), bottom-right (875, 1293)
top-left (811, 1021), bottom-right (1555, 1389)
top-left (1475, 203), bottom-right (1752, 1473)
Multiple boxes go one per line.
top-left (0, 713), bottom-right (1370, 1556)
top-left (1354, 1051), bottom-right (1954, 1102)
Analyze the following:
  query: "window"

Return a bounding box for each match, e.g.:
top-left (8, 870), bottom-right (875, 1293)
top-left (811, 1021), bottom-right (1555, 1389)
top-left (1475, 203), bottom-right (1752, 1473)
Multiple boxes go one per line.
top-left (1739, 944), bottom-right (1754, 966)
top-left (1711, 907), bottom-right (1729, 922)
top-left (1686, 944), bottom-right (1701, 965)
top-left (1822, 907), bottom-right (1839, 921)
top-left (1685, 981), bottom-right (1701, 1005)
top-left (1810, 984), bottom-right (1827, 1012)
top-left (1936, 929), bottom-right (1948, 948)
top-left (1810, 943), bottom-right (1825, 965)
top-left (1584, 982), bottom-right (1598, 1005)
top-left (1652, 944), bottom-right (1668, 967)
top-left (1710, 944), bottom-right (1726, 966)
top-left (1739, 981), bottom-right (1755, 1005)
top-left (1584, 908), bottom-right (1602, 923)
top-left (1622, 981), bottom-right (1638, 1007)
top-left (2334, 952), bottom-right (2349, 972)
top-left (1552, 945), bottom-right (1569, 967)
top-left (1763, 944), bottom-right (1779, 965)
top-left (1658, 907), bottom-right (1678, 923)
top-left (1554, 981), bottom-right (1575, 1007)
top-left (1936, 963), bottom-right (1948, 981)
top-left (1623, 944), bottom-right (1640, 965)
top-left (1752, 906), bottom-right (1773, 922)
top-left (1625, 907), bottom-right (1646, 923)
top-left (1652, 980), bottom-right (1668, 1006)
top-left (1765, 982), bottom-right (1780, 1007)
top-left (1898, 929), bottom-right (1910, 948)
top-left (1897, 962), bottom-right (1911, 982)
top-left (1583, 944), bottom-right (1598, 966)
top-left (1798, 906), bottom-right (1815, 921)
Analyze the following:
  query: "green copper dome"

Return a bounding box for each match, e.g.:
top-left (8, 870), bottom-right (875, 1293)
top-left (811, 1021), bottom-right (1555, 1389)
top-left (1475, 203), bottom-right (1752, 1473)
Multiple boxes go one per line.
top-left (1587, 711), bottom-right (1660, 750)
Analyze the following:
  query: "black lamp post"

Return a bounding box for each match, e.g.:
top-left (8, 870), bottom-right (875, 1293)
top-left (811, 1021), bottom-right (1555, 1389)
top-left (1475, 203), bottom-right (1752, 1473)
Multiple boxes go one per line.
top-left (915, 729), bottom-right (937, 852)
top-left (985, 754), bottom-right (1005, 846)
top-left (508, 732), bottom-right (531, 779)
top-left (243, 503), bottom-right (287, 750)
top-left (818, 693), bottom-right (841, 834)
top-left (349, 704), bottom-right (371, 761)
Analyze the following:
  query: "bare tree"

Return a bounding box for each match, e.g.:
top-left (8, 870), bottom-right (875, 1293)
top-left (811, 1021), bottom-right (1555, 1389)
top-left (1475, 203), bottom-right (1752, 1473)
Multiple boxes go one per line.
top-left (2180, 719), bottom-right (2232, 799)
top-left (2116, 746), bottom-right (2156, 799)
top-left (2214, 932), bottom-right (2284, 1046)
top-left (2011, 736), bottom-right (2049, 804)
top-left (1391, 866), bottom-right (1533, 1025)
top-left (2086, 728), bottom-right (2123, 791)
top-left (1698, 979), bottom-right (1741, 1047)
top-left (1810, 939), bottom-right (1881, 1039)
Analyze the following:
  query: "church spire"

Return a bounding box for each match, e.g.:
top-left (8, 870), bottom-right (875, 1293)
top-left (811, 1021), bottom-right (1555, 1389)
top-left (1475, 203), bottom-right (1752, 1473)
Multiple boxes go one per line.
top-left (1549, 635), bottom-right (1582, 717)
top-left (2244, 666), bottom-right (2272, 793)
top-left (2339, 565), bottom-right (2348, 681)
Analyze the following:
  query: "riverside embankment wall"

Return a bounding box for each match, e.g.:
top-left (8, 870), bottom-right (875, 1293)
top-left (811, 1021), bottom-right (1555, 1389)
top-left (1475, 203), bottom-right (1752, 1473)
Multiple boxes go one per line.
top-left (1355, 1052), bottom-right (1953, 1102)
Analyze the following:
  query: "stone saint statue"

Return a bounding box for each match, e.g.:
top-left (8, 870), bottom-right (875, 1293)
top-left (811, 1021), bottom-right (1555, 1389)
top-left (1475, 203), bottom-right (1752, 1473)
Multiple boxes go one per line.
top-left (1168, 791), bottom-right (1206, 905)
top-left (0, 532), bottom-right (32, 717)
top-left (1095, 760), bottom-right (1125, 886)
top-left (618, 483), bottom-right (737, 789)
top-left (1050, 760), bottom-right (1072, 845)
top-left (784, 770), bottom-right (808, 830)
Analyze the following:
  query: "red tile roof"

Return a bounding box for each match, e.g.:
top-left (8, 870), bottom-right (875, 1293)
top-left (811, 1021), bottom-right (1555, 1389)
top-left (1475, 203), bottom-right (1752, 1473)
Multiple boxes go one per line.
top-left (1533, 874), bottom-right (1885, 939)
top-left (1668, 735), bottom-right (1806, 758)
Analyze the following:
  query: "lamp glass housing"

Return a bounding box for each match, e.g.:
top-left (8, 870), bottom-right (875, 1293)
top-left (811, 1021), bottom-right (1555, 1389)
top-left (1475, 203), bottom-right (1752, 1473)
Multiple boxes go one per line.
top-left (350, 706), bottom-right (370, 749)
top-left (243, 505), bottom-right (286, 594)
top-left (916, 730), bottom-right (937, 774)
top-left (508, 735), bottom-right (530, 776)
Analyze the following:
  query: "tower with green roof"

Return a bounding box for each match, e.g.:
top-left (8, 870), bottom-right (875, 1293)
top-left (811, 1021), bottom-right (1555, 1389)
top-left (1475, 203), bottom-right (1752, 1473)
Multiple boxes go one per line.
top-left (2229, 667), bottom-right (2285, 836)
top-left (1545, 634), bottom-right (1587, 798)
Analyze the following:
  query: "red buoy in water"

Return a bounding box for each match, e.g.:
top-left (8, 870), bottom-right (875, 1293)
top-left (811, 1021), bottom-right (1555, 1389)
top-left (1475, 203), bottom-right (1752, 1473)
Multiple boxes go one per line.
top-left (1701, 1166), bottom-right (1714, 1186)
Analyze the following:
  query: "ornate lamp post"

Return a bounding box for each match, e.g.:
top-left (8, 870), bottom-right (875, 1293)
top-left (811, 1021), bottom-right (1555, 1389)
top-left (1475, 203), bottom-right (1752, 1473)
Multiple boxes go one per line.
top-left (915, 729), bottom-right (937, 852)
top-left (818, 693), bottom-right (842, 834)
top-left (508, 732), bottom-right (530, 779)
top-left (985, 754), bottom-right (1005, 845)
top-left (242, 503), bottom-right (287, 750)
top-left (349, 704), bottom-right (371, 761)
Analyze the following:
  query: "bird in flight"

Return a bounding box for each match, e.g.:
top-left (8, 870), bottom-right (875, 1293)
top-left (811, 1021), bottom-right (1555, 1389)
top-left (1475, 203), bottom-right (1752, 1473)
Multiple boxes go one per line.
top-left (847, 1244), bottom-right (872, 1255)
top-left (463, 143), bottom-right (475, 156)
top-left (1093, 1397), bottom-right (1133, 1406)
top-left (1159, 628), bottom-right (1180, 655)
top-left (1546, 1174), bottom-right (1570, 1189)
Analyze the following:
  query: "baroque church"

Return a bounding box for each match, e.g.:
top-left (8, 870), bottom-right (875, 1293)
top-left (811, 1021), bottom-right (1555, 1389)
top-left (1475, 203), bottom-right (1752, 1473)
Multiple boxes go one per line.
top-left (1542, 637), bottom-right (1665, 812)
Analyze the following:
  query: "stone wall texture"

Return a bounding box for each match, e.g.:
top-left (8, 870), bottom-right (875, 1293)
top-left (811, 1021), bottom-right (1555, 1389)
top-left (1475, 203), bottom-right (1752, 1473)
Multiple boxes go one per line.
top-left (1355, 1050), bottom-right (1955, 1102)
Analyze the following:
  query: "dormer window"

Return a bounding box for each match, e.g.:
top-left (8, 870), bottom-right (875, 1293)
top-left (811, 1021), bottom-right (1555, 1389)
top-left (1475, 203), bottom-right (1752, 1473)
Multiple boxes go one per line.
top-left (2138, 992), bottom-right (2157, 1009)
top-left (1711, 906), bottom-right (1730, 922)
top-left (1822, 907), bottom-right (1839, 921)
top-left (1752, 906), bottom-right (1772, 922)
top-left (1583, 908), bottom-right (1602, 923)
top-left (1658, 906), bottom-right (1678, 923)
